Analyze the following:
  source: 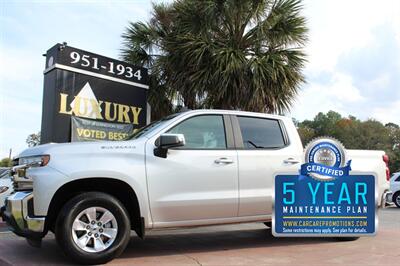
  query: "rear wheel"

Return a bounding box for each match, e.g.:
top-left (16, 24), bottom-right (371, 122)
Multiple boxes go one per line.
top-left (55, 192), bottom-right (131, 265)
top-left (393, 192), bottom-right (400, 208)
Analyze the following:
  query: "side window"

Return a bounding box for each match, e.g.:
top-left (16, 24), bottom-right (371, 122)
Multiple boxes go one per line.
top-left (237, 116), bottom-right (285, 149)
top-left (396, 175), bottom-right (400, 182)
top-left (168, 115), bottom-right (227, 149)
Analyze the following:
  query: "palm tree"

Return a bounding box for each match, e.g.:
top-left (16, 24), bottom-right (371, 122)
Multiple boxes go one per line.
top-left (121, 0), bottom-right (307, 118)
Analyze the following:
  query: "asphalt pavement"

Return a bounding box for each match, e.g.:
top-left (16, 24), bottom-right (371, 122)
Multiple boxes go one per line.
top-left (0, 207), bottom-right (399, 265)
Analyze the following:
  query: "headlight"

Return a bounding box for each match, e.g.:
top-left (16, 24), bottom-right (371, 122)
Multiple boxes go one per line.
top-left (18, 155), bottom-right (50, 167)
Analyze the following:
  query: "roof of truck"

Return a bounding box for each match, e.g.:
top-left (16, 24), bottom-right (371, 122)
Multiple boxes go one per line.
top-left (179, 109), bottom-right (289, 120)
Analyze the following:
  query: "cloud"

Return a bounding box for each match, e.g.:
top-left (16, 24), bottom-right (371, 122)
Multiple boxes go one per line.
top-left (291, 0), bottom-right (400, 125)
top-left (0, 96), bottom-right (42, 158)
top-left (371, 100), bottom-right (400, 124)
top-left (303, 0), bottom-right (400, 73)
top-left (326, 73), bottom-right (365, 103)
top-left (290, 73), bottom-right (362, 121)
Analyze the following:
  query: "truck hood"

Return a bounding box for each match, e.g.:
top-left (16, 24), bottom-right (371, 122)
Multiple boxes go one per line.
top-left (17, 138), bottom-right (147, 159)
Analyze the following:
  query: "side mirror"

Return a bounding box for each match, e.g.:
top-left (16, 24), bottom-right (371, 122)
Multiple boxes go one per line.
top-left (154, 134), bottom-right (185, 158)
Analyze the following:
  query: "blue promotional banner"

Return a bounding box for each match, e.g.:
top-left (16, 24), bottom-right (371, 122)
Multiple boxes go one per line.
top-left (273, 174), bottom-right (376, 236)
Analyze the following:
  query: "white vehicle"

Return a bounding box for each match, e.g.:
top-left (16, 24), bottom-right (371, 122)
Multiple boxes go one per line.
top-left (0, 110), bottom-right (393, 264)
top-left (390, 172), bottom-right (400, 207)
top-left (0, 169), bottom-right (12, 208)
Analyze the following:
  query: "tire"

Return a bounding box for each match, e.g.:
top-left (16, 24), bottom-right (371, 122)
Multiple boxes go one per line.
top-left (335, 237), bottom-right (359, 241)
top-left (393, 192), bottom-right (400, 208)
top-left (264, 221), bottom-right (272, 228)
top-left (55, 192), bottom-right (131, 265)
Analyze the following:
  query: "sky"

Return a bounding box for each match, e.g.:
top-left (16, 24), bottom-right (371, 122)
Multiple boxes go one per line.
top-left (0, 0), bottom-right (399, 158)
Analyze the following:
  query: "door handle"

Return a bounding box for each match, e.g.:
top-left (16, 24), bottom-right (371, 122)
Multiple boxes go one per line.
top-left (214, 158), bottom-right (234, 164)
top-left (283, 158), bottom-right (300, 165)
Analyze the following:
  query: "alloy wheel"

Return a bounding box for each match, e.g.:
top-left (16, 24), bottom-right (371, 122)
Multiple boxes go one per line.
top-left (71, 206), bottom-right (118, 253)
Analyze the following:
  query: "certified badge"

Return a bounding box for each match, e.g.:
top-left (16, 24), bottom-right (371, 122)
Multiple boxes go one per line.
top-left (302, 137), bottom-right (351, 181)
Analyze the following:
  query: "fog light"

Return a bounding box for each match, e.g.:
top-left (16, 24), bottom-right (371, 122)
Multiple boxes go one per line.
top-left (17, 168), bottom-right (26, 177)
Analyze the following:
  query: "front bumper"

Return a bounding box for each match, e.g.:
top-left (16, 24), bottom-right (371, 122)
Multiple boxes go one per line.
top-left (382, 190), bottom-right (393, 207)
top-left (0, 191), bottom-right (46, 239)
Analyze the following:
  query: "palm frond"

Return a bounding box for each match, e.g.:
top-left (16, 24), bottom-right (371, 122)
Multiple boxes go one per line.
top-left (121, 0), bottom-right (308, 117)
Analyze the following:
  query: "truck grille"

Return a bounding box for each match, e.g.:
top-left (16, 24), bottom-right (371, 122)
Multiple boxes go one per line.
top-left (11, 159), bottom-right (33, 191)
top-left (12, 176), bottom-right (33, 191)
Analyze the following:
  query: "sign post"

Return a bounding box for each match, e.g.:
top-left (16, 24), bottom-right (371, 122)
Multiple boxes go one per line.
top-left (40, 43), bottom-right (149, 144)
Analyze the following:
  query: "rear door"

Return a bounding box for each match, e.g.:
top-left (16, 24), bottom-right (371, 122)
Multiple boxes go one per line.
top-left (233, 115), bottom-right (302, 216)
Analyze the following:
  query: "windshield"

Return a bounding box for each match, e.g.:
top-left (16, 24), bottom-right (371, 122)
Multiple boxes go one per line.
top-left (128, 113), bottom-right (182, 140)
top-left (0, 169), bottom-right (10, 179)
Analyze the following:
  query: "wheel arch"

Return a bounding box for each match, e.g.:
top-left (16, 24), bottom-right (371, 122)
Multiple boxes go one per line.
top-left (393, 190), bottom-right (400, 207)
top-left (45, 177), bottom-right (145, 238)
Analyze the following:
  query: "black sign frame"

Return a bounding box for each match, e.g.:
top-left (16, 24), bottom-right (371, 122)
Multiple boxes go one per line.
top-left (40, 43), bottom-right (149, 144)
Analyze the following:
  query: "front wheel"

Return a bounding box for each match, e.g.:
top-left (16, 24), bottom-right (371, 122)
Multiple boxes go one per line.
top-left (393, 192), bottom-right (400, 208)
top-left (55, 192), bottom-right (131, 265)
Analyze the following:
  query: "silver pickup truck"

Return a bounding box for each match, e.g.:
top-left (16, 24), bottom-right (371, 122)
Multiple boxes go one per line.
top-left (1, 110), bottom-right (392, 264)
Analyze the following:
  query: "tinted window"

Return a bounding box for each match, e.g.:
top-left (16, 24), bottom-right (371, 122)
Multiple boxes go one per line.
top-left (168, 115), bottom-right (226, 149)
top-left (396, 176), bottom-right (400, 182)
top-left (238, 116), bottom-right (285, 149)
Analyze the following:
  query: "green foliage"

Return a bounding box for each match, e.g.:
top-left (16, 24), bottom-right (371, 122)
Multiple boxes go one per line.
top-left (26, 132), bottom-right (41, 147)
top-left (122, 0), bottom-right (308, 119)
top-left (0, 158), bottom-right (12, 167)
top-left (297, 111), bottom-right (400, 173)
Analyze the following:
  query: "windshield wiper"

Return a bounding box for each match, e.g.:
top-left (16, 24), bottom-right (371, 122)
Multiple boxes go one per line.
top-left (246, 140), bottom-right (266, 149)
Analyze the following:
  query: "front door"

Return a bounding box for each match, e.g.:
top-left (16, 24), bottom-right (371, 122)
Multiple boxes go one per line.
top-left (146, 114), bottom-right (239, 225)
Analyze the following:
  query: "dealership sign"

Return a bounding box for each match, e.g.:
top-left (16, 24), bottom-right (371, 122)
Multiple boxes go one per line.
top-left (273, 138), bottom-right (377, 237)
top-left (40, 43), bottom-right (148, 143)
top-left (71, 116), bottom-right (135, 142)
